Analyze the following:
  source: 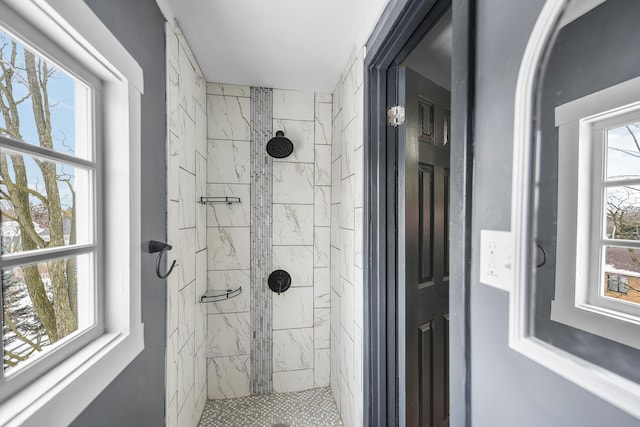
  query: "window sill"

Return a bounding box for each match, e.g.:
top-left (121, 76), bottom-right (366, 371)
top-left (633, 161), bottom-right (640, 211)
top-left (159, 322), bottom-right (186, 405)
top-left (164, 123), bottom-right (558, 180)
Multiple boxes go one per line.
top-left (0, 325), bottom-right (144, 427)
top-left (550, 300), bottom-right (640, 350)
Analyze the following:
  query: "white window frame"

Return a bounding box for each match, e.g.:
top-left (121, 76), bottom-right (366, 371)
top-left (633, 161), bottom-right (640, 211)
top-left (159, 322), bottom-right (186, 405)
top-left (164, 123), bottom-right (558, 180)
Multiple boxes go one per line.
top-left (0, 0), bottom-right (143, 426)
top-left (550, 76), bottom-right (640, 350)
top-left (509, 0), bottom-right (640, 421)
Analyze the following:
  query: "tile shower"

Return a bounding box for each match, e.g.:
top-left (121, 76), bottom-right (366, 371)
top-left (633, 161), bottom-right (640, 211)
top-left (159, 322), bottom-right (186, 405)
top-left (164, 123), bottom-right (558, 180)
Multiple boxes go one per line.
top-left (206, 84), bottom-right (332, 397)
top-left (166, 18), bottom-right (365, 427)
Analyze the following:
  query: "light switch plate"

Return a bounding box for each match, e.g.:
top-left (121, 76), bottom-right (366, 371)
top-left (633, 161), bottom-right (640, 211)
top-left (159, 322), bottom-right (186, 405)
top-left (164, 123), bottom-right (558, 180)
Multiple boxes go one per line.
top-left (479, 229), bottom-right (514, 292)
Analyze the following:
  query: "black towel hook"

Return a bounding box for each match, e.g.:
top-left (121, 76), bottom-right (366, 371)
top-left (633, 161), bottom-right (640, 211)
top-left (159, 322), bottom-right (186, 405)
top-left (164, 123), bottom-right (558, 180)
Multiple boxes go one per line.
top-left (536, 243), bottom-right (547, 268)
top-left (149, 240), bottom-right (177, 279)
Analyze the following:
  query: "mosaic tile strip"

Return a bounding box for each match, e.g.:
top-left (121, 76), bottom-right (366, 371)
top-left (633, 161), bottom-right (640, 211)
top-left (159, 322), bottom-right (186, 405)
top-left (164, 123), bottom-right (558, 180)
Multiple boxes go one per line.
top-left (198, 387), bottom-right (343, 427)
top-left (250, 87), bottom-right (273, 394)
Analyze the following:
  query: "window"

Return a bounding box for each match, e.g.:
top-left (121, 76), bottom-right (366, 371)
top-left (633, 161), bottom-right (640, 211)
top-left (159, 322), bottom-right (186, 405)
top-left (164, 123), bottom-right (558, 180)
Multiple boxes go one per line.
top-left (0, 24), bottom-right (100, 381)
top-left (0, 0), bottom-right (143, 425)
top-left (551, 75), bottom-right (640, 350)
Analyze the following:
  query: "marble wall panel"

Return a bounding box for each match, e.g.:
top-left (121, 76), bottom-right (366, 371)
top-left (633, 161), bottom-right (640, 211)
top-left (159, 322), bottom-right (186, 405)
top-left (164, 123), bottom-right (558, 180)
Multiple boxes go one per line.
top-left (314, 348), bottom-right (331, 388)
top-left (340, 229), bottom-right (355, 285)
top-left (178, 281), bottom-right (196, 350)
top-left (330, 204), bottom-right (341, 246)
top-left (207, 355), bottom-right (251, 399)
top-left (354, 208), bottom-right (363, 269)
top-left (316, 92), bottom-right (332, 103)
top-left (353, 267), bottom-right (363, 329)
top-left (315, 102), bottom-right (333, 146)
top-left (331, 159), bottom-right (342, 204)
top-left (208, 227), bottom-right (251, 270)
top-left (195, 251), bottom-right (207, 350)
top-left (341, 120), bottom-right (355, 179)
top-left (207, 313), bottom-right (251, 358)
top-left (207, 83), bottom-right (251, 97)
top-left (196, 154), bottom-right (207, 252)
top-left (314, 308), bottom-right (331, 350)
top-left (354, 146), bottom-right (364, 209)
top-left (168, 133), bottom-right (181, 202)
top-left (315, 145), bottom-right (332, 186)
top-left (272, 287), bottom-right (313, 330)
top-left (340, 279), bottom-right (354, 340)
top-left (272, 204), bottom-right (313, 245)
top-left (314, 187), bottom-right (331, 227)
top-left (273, 163), bottom-right (314, 204)
top-left (272, 245), bottom-right (313, 287)
top-left (353, 325), bottom-right (363, 392)
top-left (182, 108), bottom-right (197, 173)
top-left (207, 140), bottom-right (251, 184)
top-left (314, 227), bottom-right (331, 268)
top-left (273, 89), bottom-right (314, 121)
top-left (273, 328), bottom-right (314, 372)
top-left (331, 111), bottom-right (342, 162)
top-left (207, 95), bottom-right (251, 141)
top-left (195, 345), bottom-right (207, 402)
top-left (177, 227), bottom-right (197, 289)
top-left (167, 331), bottom-right (178, 409)
top-left (330, 331), bottom-right (341, 411)
top-left (178, 335), bottom-right (195, 413)
top-left (340, 175), bottom-right (355, 230)
top-left (178, 390), bottom-right (194, 427)
top-left (273, 370), bottom-right (315, 393)
top-left (178, 43), bottom-right (196, 121)
top-left (179, 167), bottom-right (196, 229)
top-left (330, 289), bottom-right (340, 340)
top-left (195, 104), bottom-right (207, 156)
top-left (313, 267), bottom-right (331, 308)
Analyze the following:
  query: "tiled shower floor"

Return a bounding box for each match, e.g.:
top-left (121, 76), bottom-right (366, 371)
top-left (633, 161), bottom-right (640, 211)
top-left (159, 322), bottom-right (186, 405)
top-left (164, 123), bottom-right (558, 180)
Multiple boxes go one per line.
top-left (198, 387), bottom-right (343, 427)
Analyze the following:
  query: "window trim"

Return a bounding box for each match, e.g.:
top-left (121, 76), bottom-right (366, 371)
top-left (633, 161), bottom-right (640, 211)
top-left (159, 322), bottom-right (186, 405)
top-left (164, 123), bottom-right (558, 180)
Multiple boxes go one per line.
top-left (0, 0), bottom-right (143, 425)
top-left (550, 75), bottom-right (640, 350)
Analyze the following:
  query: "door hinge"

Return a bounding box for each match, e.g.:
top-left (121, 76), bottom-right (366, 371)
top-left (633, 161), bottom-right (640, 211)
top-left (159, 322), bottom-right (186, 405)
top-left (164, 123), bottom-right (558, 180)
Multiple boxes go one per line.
top-left (387, 105), bottom-right (405, 127)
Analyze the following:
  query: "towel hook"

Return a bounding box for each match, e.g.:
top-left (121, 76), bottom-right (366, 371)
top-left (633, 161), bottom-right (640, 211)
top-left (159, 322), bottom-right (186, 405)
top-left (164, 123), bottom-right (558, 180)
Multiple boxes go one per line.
top-left (149, 240), bottom-right (177, 279)
top-left (536, 243), bottom-right (547, 268)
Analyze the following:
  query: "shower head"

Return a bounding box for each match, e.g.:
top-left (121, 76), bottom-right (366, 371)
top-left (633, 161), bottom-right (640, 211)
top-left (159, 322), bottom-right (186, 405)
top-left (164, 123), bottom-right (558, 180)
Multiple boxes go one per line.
top-left (266, 130), bottom-right (294, 159)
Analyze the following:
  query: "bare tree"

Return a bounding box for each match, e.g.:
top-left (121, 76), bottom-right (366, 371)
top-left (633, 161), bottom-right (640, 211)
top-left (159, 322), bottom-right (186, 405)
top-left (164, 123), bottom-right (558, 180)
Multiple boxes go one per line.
top-left (0, 34), bottom-right (77, 368)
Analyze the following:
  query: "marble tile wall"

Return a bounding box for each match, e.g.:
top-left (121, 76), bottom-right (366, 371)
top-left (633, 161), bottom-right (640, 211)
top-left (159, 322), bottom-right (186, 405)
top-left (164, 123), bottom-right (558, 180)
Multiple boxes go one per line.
top-left (206, 84), bottom-right (332, 398)
top-left (271, 89), bottom-right (332, 394)
top-left (166, 20), bottom-right (208, 427)
top-left (206, 82), bottom-right (253, 400)
top-left (330, 47), bottom-right (365, 427)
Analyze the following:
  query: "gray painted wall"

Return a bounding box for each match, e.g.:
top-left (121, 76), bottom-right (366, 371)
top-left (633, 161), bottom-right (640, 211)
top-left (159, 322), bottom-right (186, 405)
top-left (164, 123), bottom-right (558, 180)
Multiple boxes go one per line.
top-left (71, 1), bottom-right (166, 425)
top-left (472, 0), bottom-right (638, 425)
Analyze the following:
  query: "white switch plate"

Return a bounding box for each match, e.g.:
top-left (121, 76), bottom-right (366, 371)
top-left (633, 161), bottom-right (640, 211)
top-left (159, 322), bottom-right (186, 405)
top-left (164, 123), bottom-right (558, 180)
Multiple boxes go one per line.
top-left (479, 229), bottom-right (513, 292)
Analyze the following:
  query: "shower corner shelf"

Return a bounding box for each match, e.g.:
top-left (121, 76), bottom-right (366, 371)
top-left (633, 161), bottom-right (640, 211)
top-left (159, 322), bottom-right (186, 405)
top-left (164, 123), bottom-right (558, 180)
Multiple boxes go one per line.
top-left (200, 286), bottom-right (242, 303)
top-left (199, 196), bottom-right (241, 205)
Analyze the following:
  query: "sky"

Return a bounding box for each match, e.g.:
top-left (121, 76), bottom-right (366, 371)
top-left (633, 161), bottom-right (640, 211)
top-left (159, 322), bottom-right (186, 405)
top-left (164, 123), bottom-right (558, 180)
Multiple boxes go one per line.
top-left (0, 28), bottom-right (80, 210)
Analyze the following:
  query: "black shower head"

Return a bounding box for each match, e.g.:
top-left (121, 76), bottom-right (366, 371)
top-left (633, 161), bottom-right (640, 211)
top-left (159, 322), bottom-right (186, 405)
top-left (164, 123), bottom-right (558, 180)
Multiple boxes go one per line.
top-left (266, 130), bottom-right (294, 159)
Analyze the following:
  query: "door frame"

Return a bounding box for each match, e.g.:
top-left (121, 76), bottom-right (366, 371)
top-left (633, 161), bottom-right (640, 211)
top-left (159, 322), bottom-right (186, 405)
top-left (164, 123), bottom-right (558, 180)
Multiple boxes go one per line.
top-left (363, 0), bottom-right (476, 425)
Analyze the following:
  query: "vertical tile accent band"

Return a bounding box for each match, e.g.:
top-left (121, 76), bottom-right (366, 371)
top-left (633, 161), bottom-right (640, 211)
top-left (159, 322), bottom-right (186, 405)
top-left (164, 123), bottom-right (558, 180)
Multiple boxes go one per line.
top-left (250, 87), bottom-right (273, 394)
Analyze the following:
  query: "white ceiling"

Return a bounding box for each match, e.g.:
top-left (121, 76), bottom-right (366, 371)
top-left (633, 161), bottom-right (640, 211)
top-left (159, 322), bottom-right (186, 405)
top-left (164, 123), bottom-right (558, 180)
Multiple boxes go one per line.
top-left (165, 0), bottom-right (388, 92)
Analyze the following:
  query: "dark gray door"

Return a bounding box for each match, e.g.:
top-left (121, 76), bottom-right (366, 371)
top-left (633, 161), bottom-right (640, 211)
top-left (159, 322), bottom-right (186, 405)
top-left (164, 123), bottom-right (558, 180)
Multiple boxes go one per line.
top-left (398, 67), bottom-right (451, 427)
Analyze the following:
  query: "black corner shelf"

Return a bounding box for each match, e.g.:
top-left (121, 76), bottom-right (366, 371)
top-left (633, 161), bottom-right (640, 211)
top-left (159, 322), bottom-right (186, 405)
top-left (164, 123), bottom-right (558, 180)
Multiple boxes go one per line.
top-left (200, 287), bottom-right (242, 303)
top-left (199, 196), bottom-right (241, 205)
